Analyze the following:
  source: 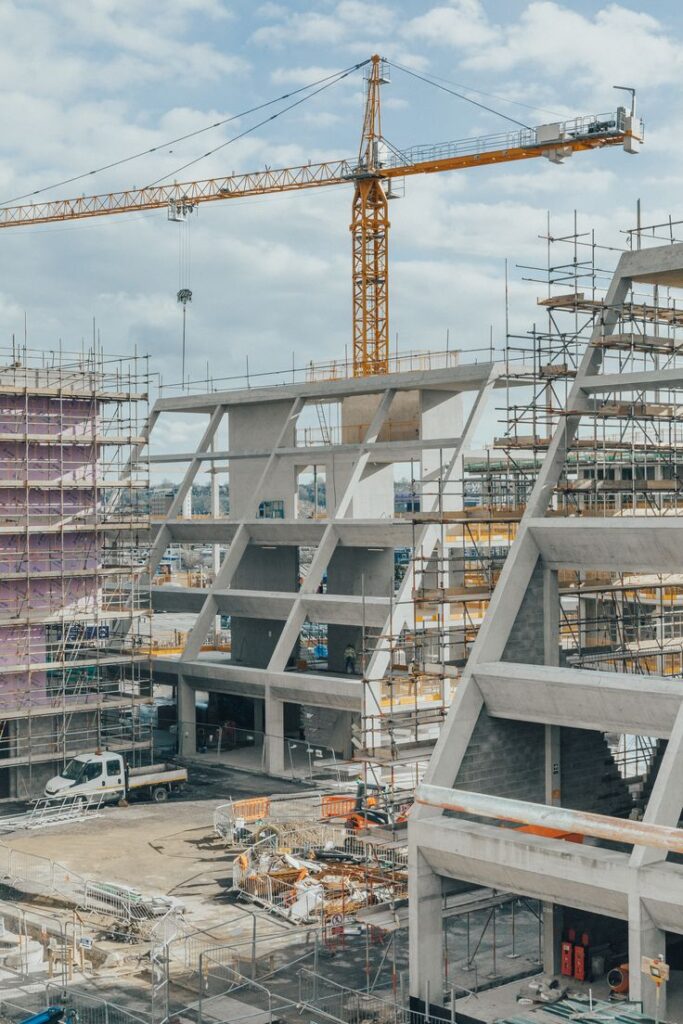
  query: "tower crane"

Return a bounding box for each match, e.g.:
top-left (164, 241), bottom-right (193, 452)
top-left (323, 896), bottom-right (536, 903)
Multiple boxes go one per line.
top-left (0, 56), bottom-right (642, 377)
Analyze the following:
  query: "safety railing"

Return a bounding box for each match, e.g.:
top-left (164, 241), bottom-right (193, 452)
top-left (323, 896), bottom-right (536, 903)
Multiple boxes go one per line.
top-left (197, 953), bottom-right (296, 1024)
top-left (0, 793), bottom-right (105, 835)
top-left (384, 111), bottom-right (634, 170)
top-left (298, 969), bottom-right (471, 1024)
top-left (0, 897), bottom-right (70, 984)
top-left (157, 344), bottom-right (524, 396)
top-left (41, 983), bottom-right (149, 1024)
top-left (1, 837), bottom-right (176, 937)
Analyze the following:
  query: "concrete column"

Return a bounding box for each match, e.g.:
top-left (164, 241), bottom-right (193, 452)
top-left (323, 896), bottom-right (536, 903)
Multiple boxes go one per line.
top-left (253, 698), bottom-right (265, 735)
top-left (542, 566), bottom-right (562, 973)
top-left (543, 567), bottom-right (559, 666)
top-left (628, 893), bottom-right (666, 1018)
top-left (177, 676), bottom-right (196, 755)
top-left (542, 904), bottom-right (563, 976)
top-left (408, 848), bottom-right (444, 1006)
top-left (265, 692), bottom-right (285, 775)
top-left (210, 458), bottom-right (222, 638)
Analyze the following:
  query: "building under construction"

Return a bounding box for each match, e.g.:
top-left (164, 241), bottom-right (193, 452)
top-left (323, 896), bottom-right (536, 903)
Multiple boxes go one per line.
top-left (0, 346), bottom-right (151, 798)
top-left (139, 216), bottom-right (683, 1020)
top-left (410, 232), bottom-right (683, 1021)
top-left (147, 351), bottom-right (519, 778)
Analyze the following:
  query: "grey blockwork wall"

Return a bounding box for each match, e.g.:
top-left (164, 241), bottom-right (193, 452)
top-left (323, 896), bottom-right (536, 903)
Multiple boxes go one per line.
top-left (501, 559), bottom-right (545, 665)
top-left (454, 555), bottom-right (632, 817)
top-left (560, 728), bottom-right (633, 818)
top-left (454, 712), bottom-right (545, 801)
top-left (452, 713), bottom-right (633, 817)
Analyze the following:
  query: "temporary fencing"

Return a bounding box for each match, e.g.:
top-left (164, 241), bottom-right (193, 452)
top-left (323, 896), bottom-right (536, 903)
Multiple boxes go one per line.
top-left (214, 791), bottom-right (358, 845)
top-left (2, 984), bottom-right (149, 1024)
top-left (0, 838), bottom-right (177, 937)
top-left (0, 793), bottom-right (105, 835)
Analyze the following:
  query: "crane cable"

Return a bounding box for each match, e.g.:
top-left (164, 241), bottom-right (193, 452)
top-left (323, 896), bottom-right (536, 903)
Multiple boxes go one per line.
top-left (387, 60), bottom-right (532, 130)
top-left (0, 59), bottom-right (370, 208)
top-left (177, 211), bottom-right (192, 384)
top-left (144, 62), bottom-right (364, 188)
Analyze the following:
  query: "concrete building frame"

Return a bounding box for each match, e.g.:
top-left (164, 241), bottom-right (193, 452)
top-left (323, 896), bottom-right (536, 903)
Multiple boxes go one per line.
top-left (146, 361), bottom-right (512, 774)
top-left (409, 242), bottom-right (683, 1019)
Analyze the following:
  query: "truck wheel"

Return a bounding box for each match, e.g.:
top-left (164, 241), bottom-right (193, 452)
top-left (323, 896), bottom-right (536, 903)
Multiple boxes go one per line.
top-left (152, 786), bottom-right (168, 803)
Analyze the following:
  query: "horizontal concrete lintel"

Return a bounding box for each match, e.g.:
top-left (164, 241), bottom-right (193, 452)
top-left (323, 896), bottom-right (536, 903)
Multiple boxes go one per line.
top-left (146, 435), bottom-right (462, 465)
top-left (152, 657), bottom-right (362, 710)
top-left (581, 367), bottom-right (683, 393)
top-left (528, 516), bottom-right (683, 572)
top-left (414, 817), bottom-right (630, 919)
top-left (152, 586), bottom-right (390, 626)
top-left (152, 361), bottom-right (513, 414)
top-left (157, 517), bottom-right (413, 548)
top-left (473, 661), bottom-right (683, 737)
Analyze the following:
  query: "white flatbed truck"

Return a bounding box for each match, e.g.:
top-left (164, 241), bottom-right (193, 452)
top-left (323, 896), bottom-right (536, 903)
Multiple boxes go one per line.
top-left (45, 751), bottom-right (187, 803)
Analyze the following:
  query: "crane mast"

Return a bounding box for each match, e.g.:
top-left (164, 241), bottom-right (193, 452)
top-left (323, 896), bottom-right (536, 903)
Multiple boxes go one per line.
top-left (351, 54), bottom-right (390, 376)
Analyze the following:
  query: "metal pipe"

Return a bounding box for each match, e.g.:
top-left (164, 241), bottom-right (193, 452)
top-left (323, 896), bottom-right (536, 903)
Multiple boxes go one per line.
top-left (416, 783), bottom-right (683, 852)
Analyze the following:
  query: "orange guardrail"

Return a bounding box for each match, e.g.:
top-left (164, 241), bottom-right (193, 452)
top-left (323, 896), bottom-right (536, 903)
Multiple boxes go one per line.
top-left (320, 795), bottom-right (357, 819)
top-left (231, 796), bottom-right (271, 823)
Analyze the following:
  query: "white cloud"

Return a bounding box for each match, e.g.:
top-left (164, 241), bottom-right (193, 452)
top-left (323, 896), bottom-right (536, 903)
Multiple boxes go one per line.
top-left (406, 1), bottom-right (496, 49)
top-left (406, 2), bottom-right (683, 93)
top-left (271, 66), bottom-right (341, 86)
top-left (252, 0), bottom-right (395, 49)
top-left (0, 0), bottom-right (245, 103)
top-left (494, 163), bottom-right (617, 198)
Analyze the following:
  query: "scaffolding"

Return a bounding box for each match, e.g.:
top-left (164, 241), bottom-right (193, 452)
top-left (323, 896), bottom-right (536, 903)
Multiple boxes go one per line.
top-left (0, 343), bottom-right (152, 797)
top-left (353, 213), bottom-right (683, 802)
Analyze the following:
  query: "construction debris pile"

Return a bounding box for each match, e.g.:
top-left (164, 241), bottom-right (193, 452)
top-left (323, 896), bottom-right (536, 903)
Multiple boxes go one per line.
top-left (232, 823), bottom-right (408, 924)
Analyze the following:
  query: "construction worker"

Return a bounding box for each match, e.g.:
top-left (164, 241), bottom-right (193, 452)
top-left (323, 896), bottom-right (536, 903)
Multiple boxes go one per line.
top-left (344, 643), bottom-right (357, 674)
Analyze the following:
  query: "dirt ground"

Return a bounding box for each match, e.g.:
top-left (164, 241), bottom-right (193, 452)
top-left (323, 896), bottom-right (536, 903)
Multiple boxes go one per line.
top-left (4, 762), bottom-right (308, 930)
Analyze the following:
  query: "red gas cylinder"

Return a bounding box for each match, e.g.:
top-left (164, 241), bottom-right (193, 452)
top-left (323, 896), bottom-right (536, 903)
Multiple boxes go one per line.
top-left (561, 941), bottom-right (574, 977)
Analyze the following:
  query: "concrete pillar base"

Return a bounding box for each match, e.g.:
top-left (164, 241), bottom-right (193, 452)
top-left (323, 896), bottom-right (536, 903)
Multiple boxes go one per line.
top-left (265, 693), bottom-right (285, 775)
top-left (628, 894), bottom-right (667, 1018)
top-left (408, 846), bottom-right (444, 1005)
top-left (542, 903), bottom-right (563, 975)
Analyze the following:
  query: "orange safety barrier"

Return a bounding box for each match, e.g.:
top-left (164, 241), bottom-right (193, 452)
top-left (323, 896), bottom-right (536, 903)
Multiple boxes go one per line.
top-left (321, 795), bottom-right (357, 819)
top-left (232, 796), bottom-right (271, 823)
top-left (516, 824), bottom-right (584, 844)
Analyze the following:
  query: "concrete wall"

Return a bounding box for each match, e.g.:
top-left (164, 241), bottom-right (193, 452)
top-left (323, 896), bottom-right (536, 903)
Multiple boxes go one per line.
top-left (230, 547), bottom-right (298, 668)
top-left (301, 705), bottom-right (354, 757)
top-left (452, 714), bottom-right (633, 817)
top-left (327, 547), bottom-right (393, 673)
top-left (421, 389), bottom-right (463, 513)
top-left (229, 400), bottom-right (297, 518)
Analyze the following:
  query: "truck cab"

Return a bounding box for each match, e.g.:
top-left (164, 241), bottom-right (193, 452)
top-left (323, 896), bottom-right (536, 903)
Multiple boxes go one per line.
top-left (45, 752), bottom-right (125, 800)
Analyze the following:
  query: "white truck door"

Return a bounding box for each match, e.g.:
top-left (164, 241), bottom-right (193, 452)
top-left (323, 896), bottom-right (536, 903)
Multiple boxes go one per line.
top-left (105, 755), bottom-right (124, 793)
top-left (82, 760), bottom-right (105, 792)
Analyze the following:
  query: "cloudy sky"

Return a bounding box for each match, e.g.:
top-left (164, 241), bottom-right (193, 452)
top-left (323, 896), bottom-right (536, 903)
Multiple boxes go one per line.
top-left (0, 0), bottom-right (680, 407)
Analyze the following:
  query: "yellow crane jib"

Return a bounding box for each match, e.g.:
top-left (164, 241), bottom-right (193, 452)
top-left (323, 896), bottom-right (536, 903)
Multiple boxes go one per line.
top-left (0, 54), bottom-right (643, 378)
